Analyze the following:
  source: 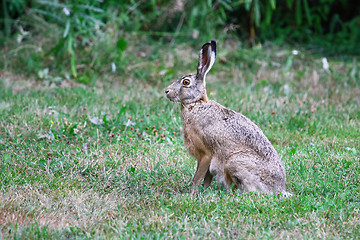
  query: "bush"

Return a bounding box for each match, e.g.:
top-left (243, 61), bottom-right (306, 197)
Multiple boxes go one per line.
top-left (1, 0), bottom-right (359, 80)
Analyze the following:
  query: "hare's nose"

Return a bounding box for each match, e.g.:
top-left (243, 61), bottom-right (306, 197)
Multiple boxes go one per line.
top-left (165, 88), bottom-right (170, 94)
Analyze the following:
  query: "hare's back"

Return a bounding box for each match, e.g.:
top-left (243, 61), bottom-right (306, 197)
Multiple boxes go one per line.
top-left (200, 101), bottom-right (280, 161)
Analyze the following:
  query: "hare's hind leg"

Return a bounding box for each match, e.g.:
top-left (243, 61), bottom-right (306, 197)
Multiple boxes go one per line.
top-left (225, 155), bottom-right (268, 193)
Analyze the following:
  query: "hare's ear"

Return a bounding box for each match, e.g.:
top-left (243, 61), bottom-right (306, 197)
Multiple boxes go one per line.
top-left (196, 40), bottom-right (216, 83)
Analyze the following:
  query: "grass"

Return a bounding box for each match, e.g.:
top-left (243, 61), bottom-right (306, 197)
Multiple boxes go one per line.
top-left (0, 39), bottom-right (359, 239)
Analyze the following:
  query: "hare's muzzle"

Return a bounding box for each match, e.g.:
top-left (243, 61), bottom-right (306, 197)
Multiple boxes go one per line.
top-left (165, 87), bottom-right (177, 102)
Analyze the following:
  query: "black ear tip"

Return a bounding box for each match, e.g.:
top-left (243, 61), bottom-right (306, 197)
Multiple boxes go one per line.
top-left (201, 40), bottom-right (216, 50)
top-left (210, 40), bottom-right (216, 52)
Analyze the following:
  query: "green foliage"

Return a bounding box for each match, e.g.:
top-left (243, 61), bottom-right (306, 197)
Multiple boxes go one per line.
top-left (1, 0), bottom-right (133, 81)
top-left (0, 0), bottom-right (359, 83)
top-left (258, 0), bottom-right (360, 49)
top-left (32, 0), bottom-right (105, 78)
top-left (1, 0), bottom-right (28, 37)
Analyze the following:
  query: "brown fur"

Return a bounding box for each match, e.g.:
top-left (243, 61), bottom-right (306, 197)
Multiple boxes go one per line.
top-left (165, 41), bottom-right (289, 195)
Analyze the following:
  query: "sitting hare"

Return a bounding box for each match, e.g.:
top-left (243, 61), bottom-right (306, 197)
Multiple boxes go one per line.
top-left (165, 40), bottom-right (289, 195)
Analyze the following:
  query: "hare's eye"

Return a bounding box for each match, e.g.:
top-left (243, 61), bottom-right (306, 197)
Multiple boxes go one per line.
top-left (182, 79), bottom-right (190, 86)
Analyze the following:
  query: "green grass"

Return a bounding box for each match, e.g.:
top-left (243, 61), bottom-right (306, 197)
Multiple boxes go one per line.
top-left (1, 40), bottom-right (359, 239)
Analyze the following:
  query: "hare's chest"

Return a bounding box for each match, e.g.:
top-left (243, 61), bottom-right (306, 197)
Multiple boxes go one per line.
top-left (183, 124), bottom-right (206, 157)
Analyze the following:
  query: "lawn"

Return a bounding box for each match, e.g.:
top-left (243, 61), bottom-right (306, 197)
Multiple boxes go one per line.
top-left (1, 40), bottom-right (359, 239)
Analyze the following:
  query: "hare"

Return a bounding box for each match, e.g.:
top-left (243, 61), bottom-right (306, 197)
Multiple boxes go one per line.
top-left (165, 40), bottom-right (289, 195)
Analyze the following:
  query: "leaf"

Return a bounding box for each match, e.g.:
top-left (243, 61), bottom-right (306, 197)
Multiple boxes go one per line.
top-left (103, 114), bottom-right (108, 127)
top-left (270, 0), bottom-right (276, 9)
top-left (70, 52), bottom-right (77, 78)
top-left (264, 2), bottom-right (273, 26)
top-left (244, 0), bottom-right (252, 11)
top-left (295, 0), bottom-right (302, 25)
top-left (51, 129), bottom-right (58, 139)
top-left (285, 56), bottom-right (293, 71)
top-left (48, 38), bottom-right (65, 56)
top-left (303, 0), bottom-right (312, 25)
top-left (77, 4), bottom-right (104, 13)
top-left (111, 106), bottom-right (127, 125)
top-left (118, 106), bottom-right (126, 118)
top-left (67, 36), bottom-right (77, 77)
top-left (220, 1), bottom-right (232, 11)
top-left (127, 166), bottom-right (136, 174)
top-left (63, 19), bottom-right (70, 38)
top-left (117, 38), bottom-right (127, 54)
top-left (258, 80), bottom-right (269, 86)
top-left (254, 0), bottom-right (261, 27)
top-left (289, 148), bottom-right (296, 156)
top-left (219, 7), bottom-right (226, 20)
top-left (286, 0), bottom-right (294, 9)
top-left (77, 75), bottom-right (89, 84)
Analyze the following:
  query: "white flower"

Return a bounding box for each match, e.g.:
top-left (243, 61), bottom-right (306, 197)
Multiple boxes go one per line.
top-left (124, 120), bottom-right (136, 127)
top-left (283, 84), bottom-right (290, 96)
top-left (322, 57), bottom-right (329, 70)
top-left (111, 62), bottom-right (116, 72)
top-left (63, 7), bottom-right (70, 16)
top-left (192, 29), bottom-right (199, 39)
top-left (16, 26), bottom-right (29, 43)
top-left (292, 50), bottom-right (299, 55)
